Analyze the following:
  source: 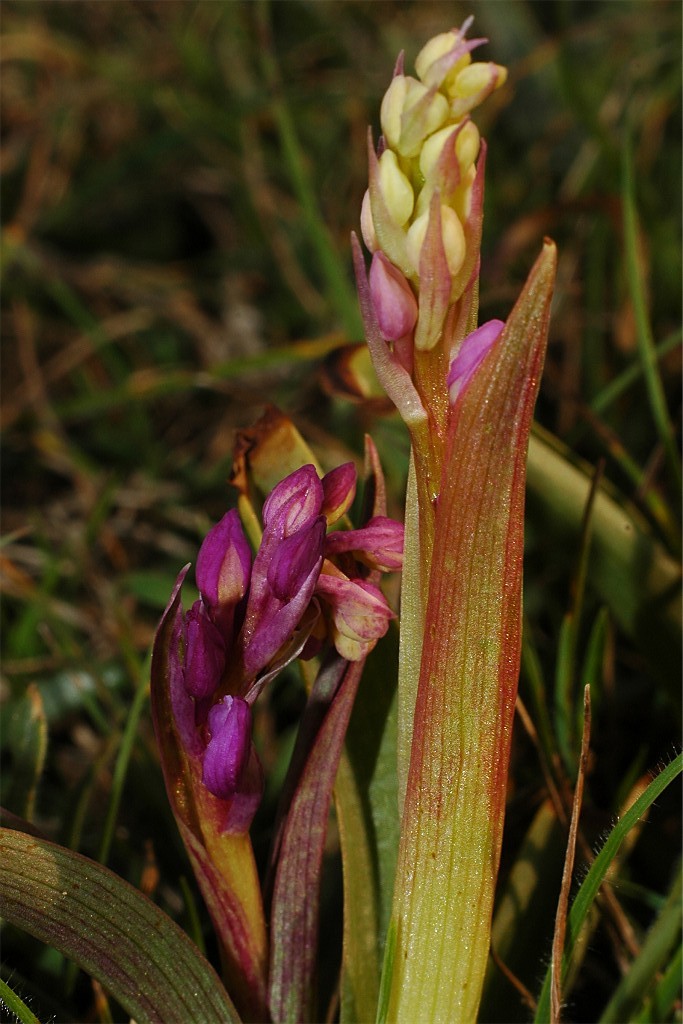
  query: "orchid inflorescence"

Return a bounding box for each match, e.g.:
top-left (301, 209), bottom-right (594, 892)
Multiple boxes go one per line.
top-left (361, 17), bottom-right (506, 358)
top-left (167, 462), bottom-right (403, 833)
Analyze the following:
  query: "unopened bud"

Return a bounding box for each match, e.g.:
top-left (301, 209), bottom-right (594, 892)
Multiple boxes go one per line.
top-left (185, 601), bottom-right (226, 700)
top-left (369, 251), bottom-right (418, 341)
top-left (449, 62), bottom-right (507, 118)
top-left (202, 696), bottom-right (252, 800)
top-left (196, 510), bottom-right (251, 632)
top-left (455, 120), bottom-right (480, 173)
top-left (451, 164), bottom-right (477, 222)
top-left (380, 75), bottom-right (409, 150)
top-left (398, 79), bottom-right (449, 157)
top-left (418, 124), bottom-right (458, 181)
top-left (360, 189), bottom-right (378, 252)
top-left (415, 31), bottom-right (459, 82)
top-left (321, 463), bottom-right (357, 525)
top-left (378, 149), bottom-right (414, 226)
top-left (407, 204), bottom-right (466, 278)
top-left (415, 30), bottom-right (473, 93)
top-left (447, 319), bottom-right (505, 402)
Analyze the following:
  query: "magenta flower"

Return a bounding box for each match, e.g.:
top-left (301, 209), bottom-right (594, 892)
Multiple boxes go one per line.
top-left (159, 461), bottom-right (403, 830)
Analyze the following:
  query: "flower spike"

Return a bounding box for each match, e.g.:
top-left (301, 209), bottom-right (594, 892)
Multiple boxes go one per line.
top-left (356, 22), bottom-right (556, 1024)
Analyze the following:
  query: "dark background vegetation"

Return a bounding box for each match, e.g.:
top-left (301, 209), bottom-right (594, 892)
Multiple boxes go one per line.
top-left (2, 2), bottom-right (681, 1021)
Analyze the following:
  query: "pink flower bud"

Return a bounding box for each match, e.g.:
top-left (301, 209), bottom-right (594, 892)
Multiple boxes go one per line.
top-left (369, 252), bottom-right (418, 341)
top-left (447, 319), bottom-right (505, 402)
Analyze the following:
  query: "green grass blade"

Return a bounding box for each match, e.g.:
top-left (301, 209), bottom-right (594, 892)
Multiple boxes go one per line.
top-left (527, 428), bottom-right (682, 696)
top-left (339, 629), bottom-right (400, 1023)
top-left (97, 646), bottom-right (149, 865)
top-left (622, 136), bottom-right (682, 499)
top-left (534, 753), bottom-right (683, 1021)
top-left (633, 941), bottom-right (683, 1023)
top-left (590, 329), bottom-right (682, 416)
top-left (599, 865), bottom-right (682, 1022)
top-left (0, 977), bottom-right (42, 1024)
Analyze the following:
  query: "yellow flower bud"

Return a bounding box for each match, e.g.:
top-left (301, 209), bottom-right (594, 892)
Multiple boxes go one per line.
top-left (451, 165), bottom-right (477, 222)
top-left (380, 75), bottom-right (408, 150)
top-left (455, 120), bottom-right (480, 174)
top-left (439, 206), bottom-right (467, 276)
top-left (378, 149), bottom-right (414, 226)
top-left (415, 31), bottom-right (458, 80)
top-left (397, 79), bottom-right (449, 157)
top-left (413, 183), bottom-right (434, 221)
top-left (360, 189), bottom-right (378, 252)
top-left (418, 124), bottom-right (457, 181)
top-left (406, 204), bottom-right (465, 278)
top-left (452, 61), bottom-right (507, 101)
top-left (415, 30), bottom-right (472, 93)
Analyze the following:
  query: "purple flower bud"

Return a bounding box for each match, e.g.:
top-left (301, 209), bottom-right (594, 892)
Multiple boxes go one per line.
top-left (262, 465), bottom-right (324, 536)
top-left (202, 696), bottom-right (252, 801)
top-left (447, 319), bottom-right (505, 402)
top-left (324, 515), bottom-right (404, 572)
top-left (196, 510), bottom-right (251, 637)
top-left (369, 252), bottom-right (418, 342)
top-left (184, 601), bottom-right (226, 701)
top-left (166, 583), bottom-right (203, 757)
top-left (267, 517), bottom-right (327, 600)
top-left (321, 463), bottom-right (357, 525)
top-left (220, 744), bottom-right (264, 834)
top-left (243, 517), bottom-right (326, 679)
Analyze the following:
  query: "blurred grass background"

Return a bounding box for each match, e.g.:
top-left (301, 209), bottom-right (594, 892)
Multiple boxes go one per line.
top-left (1, 1), bottom-right (681, 1021)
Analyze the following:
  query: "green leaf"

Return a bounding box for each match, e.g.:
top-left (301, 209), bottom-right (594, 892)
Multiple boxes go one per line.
top-left (0, 827), bottom-right (240, 1024)
top-left (534, 753), bottom-right (683, 1021)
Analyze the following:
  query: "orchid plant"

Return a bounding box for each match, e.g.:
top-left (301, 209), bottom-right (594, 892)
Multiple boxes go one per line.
top-left (149, 18), bottom-right (555, 1023)
top-left (3, 14), bottom-right (680, 1024)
